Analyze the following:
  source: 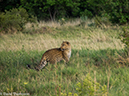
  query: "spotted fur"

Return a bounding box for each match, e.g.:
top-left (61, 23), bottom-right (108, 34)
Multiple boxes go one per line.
top-left (27, 41), bottom-right (71, 71)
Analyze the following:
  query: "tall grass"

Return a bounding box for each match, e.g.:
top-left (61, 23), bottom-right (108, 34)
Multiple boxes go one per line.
top-left (0, 19), bottom-right (128, 96)
top-left (0, 49), bottom-right (129, 96)
top-left (0, 25), bottom-right (124, 52)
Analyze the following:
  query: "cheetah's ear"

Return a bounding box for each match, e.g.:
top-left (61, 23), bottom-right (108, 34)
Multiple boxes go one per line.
top-left (66, 42), bottom-right (69, 45)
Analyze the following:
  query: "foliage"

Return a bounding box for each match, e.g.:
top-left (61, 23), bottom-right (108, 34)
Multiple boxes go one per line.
top-left (79, 16), bottom-right (88, 27)
top-left (59, 18), bottom-right (66, 25)
top-left (104, 0), bottom-right (129, 24)
top-left (0, 0), bottom-right (129, 24)
top-left (79, 0), bottom-right (104, 18)
top-left (120, 26), bottom-right (129, 48)
top-left (117, 26), bottom-right (129, 66)
top-left (61, 74), bottom-right (107, 96)
top-left (0, 8), bottom-right (36, 33)
top-left (19, 0), bottom-right (80, 21)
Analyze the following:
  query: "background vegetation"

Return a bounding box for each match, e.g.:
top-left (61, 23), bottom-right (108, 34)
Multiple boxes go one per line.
top-left (0, 22), bottom-right (129, 95)
top-left (0, 0), bottom-right (127, 24)
top-left (0, 0), bottom-right (129, 32)
top-left (0, 0), bottom-right (129, 96)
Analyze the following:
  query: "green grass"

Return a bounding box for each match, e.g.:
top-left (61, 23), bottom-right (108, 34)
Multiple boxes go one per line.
top-left (0, 49), bottom-right (129, 96)
top-left (0, 23), bottom-right (129, 96)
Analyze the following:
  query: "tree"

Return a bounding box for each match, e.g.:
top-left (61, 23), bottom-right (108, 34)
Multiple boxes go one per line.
top-left (19, 0), bottom-right (80, 21)
top-left (104, 0), bottom-right (129, 24)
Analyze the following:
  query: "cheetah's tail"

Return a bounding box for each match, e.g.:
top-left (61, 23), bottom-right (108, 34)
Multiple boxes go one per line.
top-left (26, 64), bottom-right (39, 71)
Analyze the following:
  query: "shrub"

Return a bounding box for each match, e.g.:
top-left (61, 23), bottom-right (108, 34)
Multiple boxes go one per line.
top-left (61, 74), bottom-right (107, 96)
top-left (104, 0), bottom-right (129, 24)
top-left (120, 26), bottom-right (129, 48)
top-left (80, 10), bottom-right (93, 19)
top-left (0, 8), bottom-right (36, 33)
top-left (59, 18), bottom-right (66, 25)
top-left (78, 16), bottom-right (88, 27)
top-left (117, 26), bottom-right (129, 66)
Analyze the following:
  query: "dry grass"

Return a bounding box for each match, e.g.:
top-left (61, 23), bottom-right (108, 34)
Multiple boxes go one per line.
top-left (0, 30), bottom-right (124, 52)
top-left (23, 18), bottom-right (95, 34)
top-left (25, 18), bottom-right (81, 28)
top-left (0, 19), bottom-right (124, 51)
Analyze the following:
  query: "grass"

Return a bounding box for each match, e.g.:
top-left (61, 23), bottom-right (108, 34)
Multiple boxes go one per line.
top-left (0, 26), bottom-right (123, 51)
top-left (0, 20), bottom-right (129, 96)
top-left (0, 49), bottom-right (129, 96)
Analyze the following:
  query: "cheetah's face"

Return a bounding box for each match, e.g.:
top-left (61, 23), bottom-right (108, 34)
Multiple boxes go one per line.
top-left (60, 41), bottom-right (71, 51)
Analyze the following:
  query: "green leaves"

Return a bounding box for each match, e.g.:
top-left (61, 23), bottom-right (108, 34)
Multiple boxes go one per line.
top-left (120, 26), bottom-right (129, 48)
top-left (0, 0), bottom-right (129, 24)
top-left (61, 74), bottom-right (107, 96)
top-left (104, 0), bottom-right (129, 24)
top-left (0, 8), bottom-right (36, 33)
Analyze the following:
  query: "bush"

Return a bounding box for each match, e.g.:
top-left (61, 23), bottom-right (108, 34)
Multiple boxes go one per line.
top-left (80, 10), bottom-right (93, 18)
top-left (117, 26), bottom-right (129, 66)
top-left (104, 0), bottom-right (129, 24)
top-left (0, 8), bottom-right (36, 33)
top-left (120, 26), bottom-right (129, 48)
top-left (79, 16), bottom-right (88, 27)
top-left (61, 74), bottom-right (107, 96)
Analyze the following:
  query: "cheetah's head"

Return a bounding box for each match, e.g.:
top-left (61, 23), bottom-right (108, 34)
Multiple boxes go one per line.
top-left (60, 41), bottom-right (71, 51)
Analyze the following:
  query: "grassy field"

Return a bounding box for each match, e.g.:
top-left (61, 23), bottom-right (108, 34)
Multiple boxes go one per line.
top-left (0, 21), bottom-right (129, 96)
